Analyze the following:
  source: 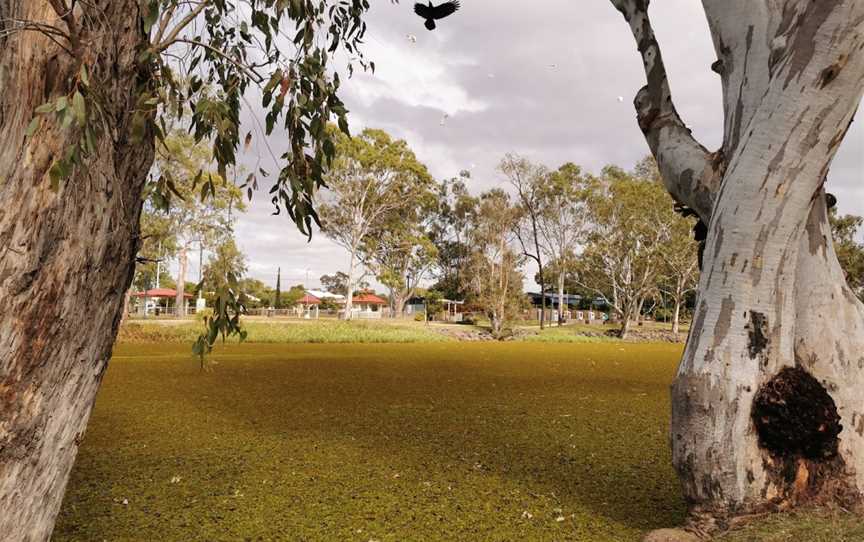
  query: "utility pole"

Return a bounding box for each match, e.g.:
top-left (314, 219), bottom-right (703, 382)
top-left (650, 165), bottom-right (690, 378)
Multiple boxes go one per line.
top-left (198, 243), bottom-right (204, 299)
top-left (155, 240), bottom-right (162, 289)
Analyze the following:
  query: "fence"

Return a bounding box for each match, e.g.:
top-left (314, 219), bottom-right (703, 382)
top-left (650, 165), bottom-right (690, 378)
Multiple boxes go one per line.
top-left (128, 306), bottom-right (198, 318)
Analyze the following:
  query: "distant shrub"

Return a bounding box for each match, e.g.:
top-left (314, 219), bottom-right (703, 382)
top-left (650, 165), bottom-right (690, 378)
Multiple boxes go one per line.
top-left (195, 308), bottom-right (214, 322)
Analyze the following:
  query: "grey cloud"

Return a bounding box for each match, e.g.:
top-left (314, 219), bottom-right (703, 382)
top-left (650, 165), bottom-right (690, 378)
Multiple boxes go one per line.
top-left (229, 0), bottom-right (863, 289)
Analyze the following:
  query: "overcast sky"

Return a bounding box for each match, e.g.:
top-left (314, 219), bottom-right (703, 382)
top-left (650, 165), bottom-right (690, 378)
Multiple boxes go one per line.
top-left (178, 0), bottom-right (864, 291)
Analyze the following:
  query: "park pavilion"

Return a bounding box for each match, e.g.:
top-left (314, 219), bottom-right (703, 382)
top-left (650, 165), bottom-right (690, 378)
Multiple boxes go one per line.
top-left (130, 288), bottom-right (194, 316)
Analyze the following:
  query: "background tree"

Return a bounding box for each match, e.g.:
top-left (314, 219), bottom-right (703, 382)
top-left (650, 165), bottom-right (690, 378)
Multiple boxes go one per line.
top-left (830, 210), bottom-right (864, 301)
top-left (658, 213), bottom-right (700, 337)
top-left (320, 272), bottom-right (348, 295)
top-left (534, 259), bottom-right (598, 310)
top-left (285, 284), bottom-right (307, 308)
top-left (500, 155), bottom-right (549, 329)
top-left (462, 189), bottom-right (525, 339)
top-left (274, 267), bottom-right (282, 309)
top-left (202, 239), bottom-right (248, 294)
top-left (429, 172), bottom-right (476, 301)
top-left (132, 208), bottom-right (177, 293)
top-left (607, 0), bottom-right (864, 533)
top-left (0, 3), bottom-right (376, 536)
top-left (319, 128), bottom-right (431, 319)
top-left (633, 155), bottom-right (700, 336)
top-left (154, 133), bottom-right (244, 316)
top-left (319, 271), bottom-right (369, 296)
top-left (366, 231), bottom-right (438, 317)
top-left (576, 168), bottom-right (676, 339)
top-left (536, 163), bottom-right (593, 326)
top-left (239, 278), bottom-right (274, 309)
top-left (362, 173), bottom-right (438, 317)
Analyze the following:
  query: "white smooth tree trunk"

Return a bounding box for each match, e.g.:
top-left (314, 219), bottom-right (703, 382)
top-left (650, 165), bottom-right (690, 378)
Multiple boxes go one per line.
top-left (671, 297), bottom-right (682, 336)
top-left (611, 0), bottom-right (864, 532)
top-left (344, 248), bottom-right (356, 320)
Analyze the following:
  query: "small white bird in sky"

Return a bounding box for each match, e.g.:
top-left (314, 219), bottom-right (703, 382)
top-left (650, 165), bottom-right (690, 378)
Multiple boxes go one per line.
top-left (406, 34), bottom-right (417, 43)
top-left (617, 96), bottom-right (625, 103)
top-left (440, 113), bottom-right (450, 126)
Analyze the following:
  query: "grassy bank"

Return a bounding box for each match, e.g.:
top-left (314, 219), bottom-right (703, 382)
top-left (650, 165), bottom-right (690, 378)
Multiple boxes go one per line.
top-left (119, 318), bottom-right (453, 344)
top-left (118, 318), bottom-right (685, 345)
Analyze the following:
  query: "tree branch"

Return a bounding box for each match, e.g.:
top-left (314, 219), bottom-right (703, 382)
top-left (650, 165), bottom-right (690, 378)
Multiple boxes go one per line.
top-left (610, 0), bottom-right (720, 222)
top-left (150, 1), bottom-right (209, 52)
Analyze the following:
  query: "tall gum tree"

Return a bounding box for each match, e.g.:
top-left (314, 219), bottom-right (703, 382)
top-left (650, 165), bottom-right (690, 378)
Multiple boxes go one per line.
top-left (609, 0), bottom-right (864, 534)
top-left (0, 1), bottom-right (375, 539)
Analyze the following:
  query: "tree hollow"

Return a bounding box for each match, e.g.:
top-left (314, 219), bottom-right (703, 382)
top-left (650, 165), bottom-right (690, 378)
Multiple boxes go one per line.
top-left (752, 366), bottom-right (842, 461)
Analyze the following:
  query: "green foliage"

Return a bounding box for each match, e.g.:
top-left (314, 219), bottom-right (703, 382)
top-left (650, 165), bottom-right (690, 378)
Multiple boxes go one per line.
top-left (320, 271), bottom-right (368, 295)
top-left (203, 239), bottom-right (248, 292)
top-left (424, 289), bottom-right (445, 318)
top-left (429, 173), bottom-right (476, 300)
top-left (194, 307), bottom-right (214, 322)
top-left (461, 189), bottom-right (525, 338)
top-left (25, 1), bottom-right (384, 355)
top-left (318, 128), bottom-right (436, 311)
top-left (239, 278), bottom-right (274, 308)
top-left (830, 210), bottom-right (864, 301)
top-left (27, 66), bottom-right (102, 191)
top-left (576, 167), bottom-right (683, 327)
top-left (274, 267), bottom-right (282, 309)
top-left (282, 284), bottom-right (307, 308)
top-left (195, 240), bottom-right (249, 363)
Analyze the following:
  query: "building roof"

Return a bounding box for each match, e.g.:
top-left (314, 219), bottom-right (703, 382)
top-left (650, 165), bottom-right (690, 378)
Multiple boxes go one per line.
top-left (306, 289), bottom-right (345, 301)
top-left (353, 292), bottom-right (387, 305)
top-left (299, 293), bottom-right (321, 305)
top-left (131, 288), bottom-right (194, 299)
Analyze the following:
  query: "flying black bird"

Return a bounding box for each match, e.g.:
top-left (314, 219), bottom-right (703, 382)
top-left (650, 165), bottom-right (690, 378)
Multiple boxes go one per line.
top-left (414, 1), bottom-right (460, 31)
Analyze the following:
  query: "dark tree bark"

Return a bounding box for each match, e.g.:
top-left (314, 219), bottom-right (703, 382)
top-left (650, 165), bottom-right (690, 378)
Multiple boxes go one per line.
top-left (0, 2), bottom-right (153, 539)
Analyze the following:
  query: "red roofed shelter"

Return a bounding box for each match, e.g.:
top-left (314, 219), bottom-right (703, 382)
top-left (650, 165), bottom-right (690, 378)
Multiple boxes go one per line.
top-left (345, 292), bottom-right (388, 319)
top-left (298, 293), bottom-right (321, 319)
top-left (131, 288), bottom-right (193, 316)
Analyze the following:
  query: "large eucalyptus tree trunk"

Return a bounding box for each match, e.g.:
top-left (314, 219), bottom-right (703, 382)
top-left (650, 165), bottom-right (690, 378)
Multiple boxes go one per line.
top-left (0, 2), bottom-right (152, 540)
top-left (612, 0), bottom-right (864, 533)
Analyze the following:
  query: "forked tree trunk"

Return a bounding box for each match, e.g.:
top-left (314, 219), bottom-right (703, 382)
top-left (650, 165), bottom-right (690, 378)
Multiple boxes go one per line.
top-left (619, 303), bottom-right (635, 339)
top-left (393, 293), bottom-right (408, 318)
top-left (0, 3), bottom-right (152, 540)
top-left (611, 0), bottom-right (864, 532)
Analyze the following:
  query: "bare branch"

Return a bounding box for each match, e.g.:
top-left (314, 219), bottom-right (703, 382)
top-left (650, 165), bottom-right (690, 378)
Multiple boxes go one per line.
top-left (150, 1), bottom-right (209, 52)
top-left (610, 0), bottom-right (719, 222)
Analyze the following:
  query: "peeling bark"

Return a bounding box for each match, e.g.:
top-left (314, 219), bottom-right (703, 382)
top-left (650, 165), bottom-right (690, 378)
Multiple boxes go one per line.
top-left (0, 2), bottom-right (152, 539)
top-left (612, 0), bottom-right (864, 531)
